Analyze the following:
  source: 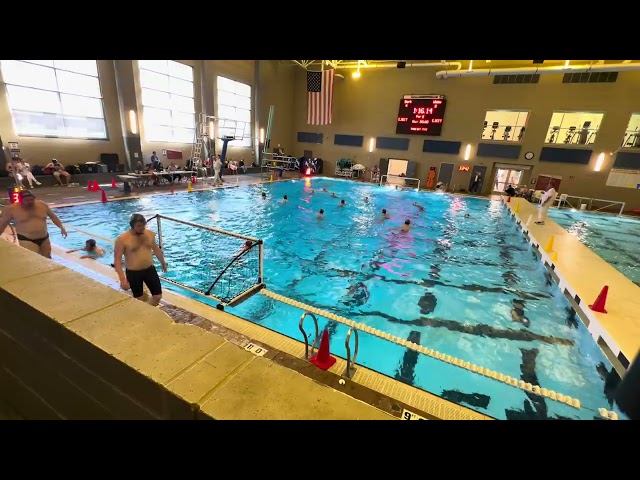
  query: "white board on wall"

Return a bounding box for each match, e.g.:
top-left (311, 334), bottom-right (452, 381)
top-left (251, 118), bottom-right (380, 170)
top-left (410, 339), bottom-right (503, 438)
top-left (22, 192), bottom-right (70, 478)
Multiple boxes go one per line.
top-left (606, 169), bottom-right (640, 189)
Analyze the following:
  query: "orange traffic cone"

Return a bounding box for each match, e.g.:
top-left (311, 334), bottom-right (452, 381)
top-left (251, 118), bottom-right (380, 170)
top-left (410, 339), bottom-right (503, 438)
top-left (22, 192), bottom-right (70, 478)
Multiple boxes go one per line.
top-left (589, 285), bottom-right (609, 313)
top-left (92, 180), bottom-right (100, 191)
top-left (111, 177), bottom-right (117, 188)
top-left (100, 189), bottom-right (107, 203)
top-left (310, 328), bottom-right (336, 370)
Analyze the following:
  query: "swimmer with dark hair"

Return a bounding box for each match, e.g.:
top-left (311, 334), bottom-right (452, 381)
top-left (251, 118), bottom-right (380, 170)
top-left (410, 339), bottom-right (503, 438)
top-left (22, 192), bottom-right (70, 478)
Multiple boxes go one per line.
top-left (322, 187), bottom-right (328, 192)
top-left (511, 299), bottom-right (530, 328)
top-left (67, 238), bottom-right (104, 260)
top-left (401, 219), bottom-right (411, 232)
top-left (381, 209), bottom-right (390, 220)
top-left (339, 199), bottom-right (346, 207)
top-left (364, 196), bottom-right (369, 203)
top-left (317, 209), bottom-right (324, 219)
top-left (331, 192), bottom-right (337, 198)
top-left (281, 194), bottom-right (288, 204)
top-left (261, 192), bottom-right (267, 199)
top-left (464, 213), bottom-right (471, 218)
top-left (412, 202), bottom-right (425, 212)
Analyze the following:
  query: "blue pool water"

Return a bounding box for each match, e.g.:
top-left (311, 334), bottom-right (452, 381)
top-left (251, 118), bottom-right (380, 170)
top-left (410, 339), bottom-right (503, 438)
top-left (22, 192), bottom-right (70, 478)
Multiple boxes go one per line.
top-left (547, 209), bottom-right (640, 286)
top-left (48, 178), bottom-right (626, 420)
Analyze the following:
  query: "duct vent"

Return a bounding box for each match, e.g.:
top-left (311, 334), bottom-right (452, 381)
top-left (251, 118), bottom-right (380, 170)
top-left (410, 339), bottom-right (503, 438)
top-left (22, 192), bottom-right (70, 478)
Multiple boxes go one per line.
top-left (562, 71), bottom-right (618, 83)
top-left (493, 74), bottom-right (540, 84)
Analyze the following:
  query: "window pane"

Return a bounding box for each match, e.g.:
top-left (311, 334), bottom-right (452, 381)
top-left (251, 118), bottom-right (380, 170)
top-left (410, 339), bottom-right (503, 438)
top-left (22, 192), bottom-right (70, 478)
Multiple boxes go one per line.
top-left (63, 116), bottom-right (107, 139)
top-left (169, 76), bottom-right (193, 97)
top-left (220, 119), bottom-right (236, 128)
top-left (168, 61), bottom-right (193, 81)
top-left (235, 95), bottom-right (251, 110)
top-left (219, 127), bottom-right (235, 137)
top-left (54, 60), bottom-right (98, 77)
top-left (24, 60), bottom-right (54, 67)
top-left (6, 85), bottom-right (62, 114)
top-left (217, 76), bottom-right (236, 93)
top-left (141, 88), bottom-right (171, 108)
top-left (145, 123), bottom-right (173, 142)
top-left (218, 105), bottom-right (237, 120)
top-left (143, 107), bottom-right (173, 126)
top-left (235, 82), bottom-right (251, 97)
top-left (172, 111), bottom-right (195, 128)
top-left (139, 60), bottom-right (169, 75)
top-left (13, 111), bottom-right (65, 136)
top-left (140, 69), bottom-right (169, 92)
top-left (240, 136), bottom-right (252, 147)
top-left (1, 60), bottom-right (58, 90)
top-left (60, 94), bottom-right (104, 118)
top-left (236, 108), bottom-right (251, 123)
top-left (169, 93), bottom-right (195, 113)
top-left (56, 70), bottom-right (102, 98)
top-left (218, 90), bottom-right (236, 107)
top-left (173, 127), bottom-right (195, 144)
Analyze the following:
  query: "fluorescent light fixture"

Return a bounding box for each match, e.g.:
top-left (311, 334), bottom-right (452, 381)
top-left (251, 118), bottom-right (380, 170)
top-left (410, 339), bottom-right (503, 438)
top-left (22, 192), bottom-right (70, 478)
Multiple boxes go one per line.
top-left (259, 128), bottom-right (265, 144)
top-left (594, 152), bottom-right (605, 171)
top-left (209, 121), bottom-right (214, 138)
top-left (369, 137), bottom-right (375, 152)
top-left (128, 110), bottom-right (137, 135)
top-left (464, 144), bottom-right (471, 160)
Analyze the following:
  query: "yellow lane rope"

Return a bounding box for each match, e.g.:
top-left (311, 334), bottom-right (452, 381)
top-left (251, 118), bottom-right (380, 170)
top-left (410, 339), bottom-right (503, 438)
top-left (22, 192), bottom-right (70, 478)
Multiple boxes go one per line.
top-left (260, 288), bottom-right (582, 410)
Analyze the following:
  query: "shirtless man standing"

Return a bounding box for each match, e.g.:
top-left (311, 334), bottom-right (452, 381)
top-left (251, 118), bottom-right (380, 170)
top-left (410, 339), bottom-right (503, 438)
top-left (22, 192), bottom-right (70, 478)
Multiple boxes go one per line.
top-left (113, 213), bottom-right (168, 306)
top-left (0, 190), bottom-right (67, 258)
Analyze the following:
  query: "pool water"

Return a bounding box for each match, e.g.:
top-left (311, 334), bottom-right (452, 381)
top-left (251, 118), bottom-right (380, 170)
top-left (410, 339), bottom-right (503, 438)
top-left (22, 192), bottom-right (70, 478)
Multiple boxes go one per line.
top-left (547, 209), bottom-right (640, 286)
top-left (48, 178), bottom-right (626, 420)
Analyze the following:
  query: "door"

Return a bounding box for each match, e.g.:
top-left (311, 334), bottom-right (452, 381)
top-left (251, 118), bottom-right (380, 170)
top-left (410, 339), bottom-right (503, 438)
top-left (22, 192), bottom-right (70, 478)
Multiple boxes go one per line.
top-left (468, 165), bottom-right (487, 194)
top-left (492, 168), bottom-right (524, 193)
top-left (406, 160), bottom-right (417, 179)
top-left (535, 175), bottom-right (562, 191)
top-left (438, 162), bottom-right (454, 188)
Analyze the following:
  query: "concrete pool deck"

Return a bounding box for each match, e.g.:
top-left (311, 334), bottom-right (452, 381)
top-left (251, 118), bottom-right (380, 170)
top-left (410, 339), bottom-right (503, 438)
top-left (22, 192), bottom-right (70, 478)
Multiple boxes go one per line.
top-left (503, 196), bottom-right (640, 373)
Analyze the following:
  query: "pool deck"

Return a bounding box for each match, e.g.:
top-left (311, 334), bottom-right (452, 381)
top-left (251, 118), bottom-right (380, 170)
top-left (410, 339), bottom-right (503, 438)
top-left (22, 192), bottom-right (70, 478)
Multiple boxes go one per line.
top-left (503, 196), bottom-right (640, 372)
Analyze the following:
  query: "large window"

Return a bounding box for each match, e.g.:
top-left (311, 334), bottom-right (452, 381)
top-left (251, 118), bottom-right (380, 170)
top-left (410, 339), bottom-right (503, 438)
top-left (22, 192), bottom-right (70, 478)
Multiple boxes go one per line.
top-left (216, 76), bottom-right (252, 148)
top-left (481, 110), bottom-right (529, 142)
top-left (138, 60), bottom-right (195, 144)
top-left (621, 113), bottom-right (640, 148)
top-left (545, 111), bottom-right (604, 146)
top-left (0, 60), bottom-right (107, 139)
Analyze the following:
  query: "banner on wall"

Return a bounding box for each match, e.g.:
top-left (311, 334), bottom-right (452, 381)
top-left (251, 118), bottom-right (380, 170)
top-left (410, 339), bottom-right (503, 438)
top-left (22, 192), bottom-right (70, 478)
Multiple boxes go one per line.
top-left (606, 168), bottom-right (640, 189)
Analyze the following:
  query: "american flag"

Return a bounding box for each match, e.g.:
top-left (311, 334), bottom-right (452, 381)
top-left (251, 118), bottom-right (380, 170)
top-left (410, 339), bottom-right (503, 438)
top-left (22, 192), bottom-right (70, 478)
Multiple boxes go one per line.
top-left (307, 69), bottom-right (335, 125)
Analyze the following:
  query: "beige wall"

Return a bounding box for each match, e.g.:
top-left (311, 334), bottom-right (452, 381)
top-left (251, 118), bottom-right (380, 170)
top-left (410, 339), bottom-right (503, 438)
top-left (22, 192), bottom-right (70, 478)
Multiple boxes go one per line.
top-left (257, 60), bottom-right (297, 154)
top-left (289, 66), bottom-right (640, 209)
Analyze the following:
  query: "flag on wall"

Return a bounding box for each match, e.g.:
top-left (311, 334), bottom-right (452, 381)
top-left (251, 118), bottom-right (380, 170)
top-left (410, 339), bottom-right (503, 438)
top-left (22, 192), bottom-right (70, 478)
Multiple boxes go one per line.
top-left (307, 69), bottom-right (335, 125)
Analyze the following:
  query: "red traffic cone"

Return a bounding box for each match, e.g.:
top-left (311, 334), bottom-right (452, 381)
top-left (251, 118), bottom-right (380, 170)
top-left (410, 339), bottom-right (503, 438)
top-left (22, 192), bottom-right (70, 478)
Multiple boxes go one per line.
top-left (589, 285), bottom-right (609, 313)
top-left (170, 187), bottom-right (174, 194)
top-left (507, 196), bottom-right (511, 203)
top-left (87, 180), bottom-right (94, 191)
top-left (100, 189), bottom-right (107, 203)
top-left (310, 328), bottom-right (336, 370)
top-left (92, 180), bottom-right (100, 191)
top-left (111, 177), bottom-right (117, 188)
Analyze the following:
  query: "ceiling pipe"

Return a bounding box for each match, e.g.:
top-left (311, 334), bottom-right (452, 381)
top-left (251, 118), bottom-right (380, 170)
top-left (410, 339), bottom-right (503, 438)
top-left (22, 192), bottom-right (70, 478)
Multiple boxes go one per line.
top-left (436, 62), bottom-right (640, 79)
top-left (337, 61), bottom-right (462, 71)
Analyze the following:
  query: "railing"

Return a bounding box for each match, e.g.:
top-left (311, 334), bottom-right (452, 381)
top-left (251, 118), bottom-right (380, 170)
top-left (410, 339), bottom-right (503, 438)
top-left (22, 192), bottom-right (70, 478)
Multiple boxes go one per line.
top-left (380, 174), bottom-right (421, 190)
top-left (561, 195), bottom-right (626, 216)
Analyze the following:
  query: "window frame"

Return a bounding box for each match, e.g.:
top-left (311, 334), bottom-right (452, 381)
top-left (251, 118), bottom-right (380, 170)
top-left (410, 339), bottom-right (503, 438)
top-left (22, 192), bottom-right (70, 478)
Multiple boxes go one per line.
top-left (480, 109), bottom-right (530, 144)
top-left (544, 110), bottom-right (605, 147)
top-left (216, 75), bottom-right (252, 148)
top-left (621, 112), bottom-right (640, 149)
top-left (0, 60), bottom-right (109, 140)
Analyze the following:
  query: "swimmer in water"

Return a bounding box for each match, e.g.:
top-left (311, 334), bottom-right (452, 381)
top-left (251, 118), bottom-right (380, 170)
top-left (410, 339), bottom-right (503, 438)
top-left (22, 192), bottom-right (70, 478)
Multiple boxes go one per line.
top-left (322, 187), bottom-right (328, 192)
top-left (464, 213), bottom-right (470, 218)
top-left (281, 194), bottom-right (288, 203)
top-left (364, 196), bottom-right (369, 203)
top-left (412, 202), bottom-right (425, 212)
top-left (401, 219), bottom-right (411, 232)
top-left (510, 299), bottom-right (530, 327)
top-left (331, 192), bottom-right (337, 198)
top-left (381, 209), bottom-right (390, 220)
top-left (66, 238), bottom-right (105, 260)
top-left (339, 199), bottom-right (346, 207)
top-left (345, 281), bottom-right (370, 307)
top-left (261, 192), bottom-right (267, 200)
top-left (238, 240), bottom-right (253, 254)
top-left (317, 208), bottom-right (324, 219)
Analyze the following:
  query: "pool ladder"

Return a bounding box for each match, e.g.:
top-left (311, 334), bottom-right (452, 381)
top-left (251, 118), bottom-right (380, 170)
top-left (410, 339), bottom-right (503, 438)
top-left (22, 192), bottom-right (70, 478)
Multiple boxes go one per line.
top-left (299, 311), bottom-right (359, 379)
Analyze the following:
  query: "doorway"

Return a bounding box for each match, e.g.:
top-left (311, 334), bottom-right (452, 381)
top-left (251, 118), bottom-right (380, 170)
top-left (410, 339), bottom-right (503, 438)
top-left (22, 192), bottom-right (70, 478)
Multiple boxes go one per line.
top-left (438, 162), bottom-right (454, 188)
top-left (492, 167), bottom-right (524, 193)
top-left (469, 165), bottom-right (487, 194)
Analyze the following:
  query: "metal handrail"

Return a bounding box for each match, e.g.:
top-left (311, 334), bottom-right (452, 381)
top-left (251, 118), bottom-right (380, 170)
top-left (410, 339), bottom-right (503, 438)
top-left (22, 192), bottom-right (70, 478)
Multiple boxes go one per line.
top-left (343, 327), bottom-right (359, 379)
top-left (299, 312), bottom-right (319, 360)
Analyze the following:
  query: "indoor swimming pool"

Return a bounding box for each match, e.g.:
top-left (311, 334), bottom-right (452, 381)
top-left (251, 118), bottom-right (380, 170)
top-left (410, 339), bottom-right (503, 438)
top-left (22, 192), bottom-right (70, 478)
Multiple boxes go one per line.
top-left (547, 209), bottom-right (640, 286)
top-left (48, 178), bottom-right (626, 420)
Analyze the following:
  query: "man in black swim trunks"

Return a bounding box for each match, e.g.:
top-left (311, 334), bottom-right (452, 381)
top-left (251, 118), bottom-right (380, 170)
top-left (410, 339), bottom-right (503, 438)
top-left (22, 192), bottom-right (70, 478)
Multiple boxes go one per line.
top-left (113, 213), bottom-right (168, 306)
top-left (0, 190), bottom-right (67, 258)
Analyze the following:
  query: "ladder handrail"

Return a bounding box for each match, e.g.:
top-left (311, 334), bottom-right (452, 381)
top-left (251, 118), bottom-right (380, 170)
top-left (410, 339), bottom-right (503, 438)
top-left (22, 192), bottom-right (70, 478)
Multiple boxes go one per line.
top-left (344, 327), bottom-right (359, 379)
top-left (299, 312), bottom-right (319, 359)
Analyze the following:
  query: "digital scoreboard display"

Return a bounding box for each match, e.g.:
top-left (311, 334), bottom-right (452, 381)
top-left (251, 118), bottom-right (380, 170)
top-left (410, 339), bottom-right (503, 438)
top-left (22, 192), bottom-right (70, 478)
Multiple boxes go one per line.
top-left (396, 95), bottom-right (447, 136)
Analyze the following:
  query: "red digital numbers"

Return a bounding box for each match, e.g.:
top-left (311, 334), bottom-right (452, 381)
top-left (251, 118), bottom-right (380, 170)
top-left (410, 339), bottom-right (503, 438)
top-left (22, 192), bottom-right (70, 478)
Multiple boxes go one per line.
top-left (397, 97), bottom-right (446, 136)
